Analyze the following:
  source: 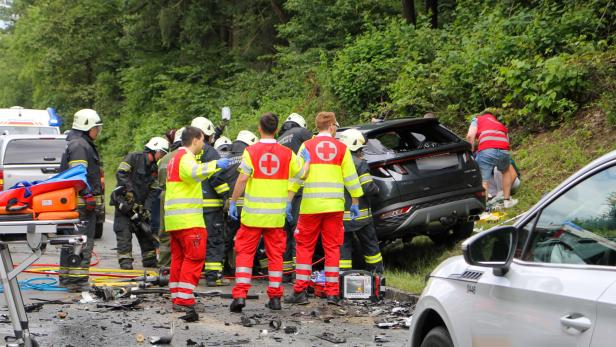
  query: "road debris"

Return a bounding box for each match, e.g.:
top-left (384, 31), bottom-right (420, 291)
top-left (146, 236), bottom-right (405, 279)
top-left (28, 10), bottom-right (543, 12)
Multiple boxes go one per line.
top-left (283, 325), bottom-right (298, 334)
top-left (96, 298), bottom-right (142, 311)
top-left (135, 333), bottom-right (145, 343)
top-left (56, 311), bottom-right (67, 319)
top-left (316, 332), bottom-right (347, 344)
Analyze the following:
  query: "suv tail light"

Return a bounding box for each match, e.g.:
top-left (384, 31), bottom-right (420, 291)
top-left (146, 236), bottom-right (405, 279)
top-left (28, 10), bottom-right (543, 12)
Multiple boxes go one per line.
top-left (0, 169), bottom-right (3, 191)
top-left (379, 206), bottom-right (412, 219)
top-left (474, 190), bottom-right (485, 200)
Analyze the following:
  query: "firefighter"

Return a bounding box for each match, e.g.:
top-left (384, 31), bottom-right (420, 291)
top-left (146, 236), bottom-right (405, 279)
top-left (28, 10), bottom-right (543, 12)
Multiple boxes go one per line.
top-left (191, 116), bottom-right (231, 286)
top-left (157, 127), bottom-right (185, 267)
top-left (338, 129), bottom-right (384, 273)
top-left (214, 136), bottom-right (232, 157)
top-left (277, 113), bottom-right (313, 281)
top-left (58, 109), bottom-right (103, 292)
top-left (165, 126), bottom-right (230, 318)
top-left (219, 130), bottom-right (258, 272)
top-left (285, 112), bottom-right (363, 306)
top-left (228, 113), bottom-right (308, 313)
top-left (112, 136), bottom-right (169, 270)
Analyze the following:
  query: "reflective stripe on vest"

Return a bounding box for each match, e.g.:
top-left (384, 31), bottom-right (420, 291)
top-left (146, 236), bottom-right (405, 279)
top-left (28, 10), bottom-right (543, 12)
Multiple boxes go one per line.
top-left (164, 148), bottom-right (217, 231)
top-left (298, 136), bottom-right (363, 214)
top-left (476, 114), bottom-right (510, 152)
top-left (240, 142), bottom-right (298, 228)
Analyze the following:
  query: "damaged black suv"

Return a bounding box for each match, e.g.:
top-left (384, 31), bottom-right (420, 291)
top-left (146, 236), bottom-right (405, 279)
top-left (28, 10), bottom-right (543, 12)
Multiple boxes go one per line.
top-left (341, 118), bottom-right (485, 245)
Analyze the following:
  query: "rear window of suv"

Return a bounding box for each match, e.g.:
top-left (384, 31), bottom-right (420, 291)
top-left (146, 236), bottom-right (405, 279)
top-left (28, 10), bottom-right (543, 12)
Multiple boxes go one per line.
top-left (365, 123), bottom-right (458, 155)
top-left (3, 139), bottom-right (66, 164)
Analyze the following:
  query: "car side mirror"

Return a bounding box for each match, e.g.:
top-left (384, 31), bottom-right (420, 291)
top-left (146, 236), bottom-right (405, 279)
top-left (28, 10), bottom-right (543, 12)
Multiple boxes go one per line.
top-left (462, 225), bottom-right (518, 276)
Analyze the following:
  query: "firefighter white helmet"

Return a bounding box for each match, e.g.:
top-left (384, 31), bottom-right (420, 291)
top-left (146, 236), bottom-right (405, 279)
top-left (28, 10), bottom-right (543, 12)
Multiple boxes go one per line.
top-left (145, 136), bottom-right (169, 153)
top-left (285, 113), bottom-right (307, 129)
top-left (72, 109), bottom-right (102, 131)
top-left (236, 130), bottom-right (258, 146)
top-left (173, 127), bottom-right (186, 144)
top-left (214, 136), bottom-right (232, 150)
top-left (191, 117), bottom-right (216, 137)
top-left (339, 128), bottom-right (366, 152)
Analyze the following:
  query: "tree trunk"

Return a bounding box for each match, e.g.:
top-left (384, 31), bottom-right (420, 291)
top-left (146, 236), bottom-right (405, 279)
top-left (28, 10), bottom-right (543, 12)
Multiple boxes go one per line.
top-left (425, 0), bottom-right (438, 28)
top-left (402, 0), bottom-right (416, 26)
top-left (270, 0), bottom-right (288, 23)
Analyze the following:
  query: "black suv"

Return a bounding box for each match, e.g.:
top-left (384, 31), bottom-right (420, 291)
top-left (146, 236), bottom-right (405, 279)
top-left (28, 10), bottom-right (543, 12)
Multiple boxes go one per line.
top-left (341, 118), bottom-right (485, 245)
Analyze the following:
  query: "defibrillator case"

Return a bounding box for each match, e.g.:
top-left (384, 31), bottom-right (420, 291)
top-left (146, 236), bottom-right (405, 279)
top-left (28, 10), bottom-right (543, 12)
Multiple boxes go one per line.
top-left (32, 187), bottom-right (78, 213)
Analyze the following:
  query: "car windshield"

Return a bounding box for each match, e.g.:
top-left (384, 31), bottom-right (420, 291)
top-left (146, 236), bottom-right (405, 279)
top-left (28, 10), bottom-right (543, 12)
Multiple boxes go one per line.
top-left (0, 126), bottom-right (59, 135)
top-left (3, 139), bottom-right (66, 165)
top-left (364, 123), bottom-right (457, 155)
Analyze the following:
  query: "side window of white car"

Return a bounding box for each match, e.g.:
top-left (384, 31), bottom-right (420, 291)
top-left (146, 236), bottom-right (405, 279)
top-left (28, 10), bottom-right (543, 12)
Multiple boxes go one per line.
top-left (523, 165), bottom-right (616, 266)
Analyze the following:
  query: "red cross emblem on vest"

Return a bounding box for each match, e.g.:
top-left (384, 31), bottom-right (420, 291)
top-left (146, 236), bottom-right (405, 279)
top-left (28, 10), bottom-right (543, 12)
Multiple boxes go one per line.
top-left (316, 141), bottom-right (337, 161)
top-left (259, 153), bottom-right (280, 176)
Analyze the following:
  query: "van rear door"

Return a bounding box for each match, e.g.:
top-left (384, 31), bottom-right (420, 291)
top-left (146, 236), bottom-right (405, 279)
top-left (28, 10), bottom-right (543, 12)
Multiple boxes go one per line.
top-left (1, 138), bottom-right (66, 190)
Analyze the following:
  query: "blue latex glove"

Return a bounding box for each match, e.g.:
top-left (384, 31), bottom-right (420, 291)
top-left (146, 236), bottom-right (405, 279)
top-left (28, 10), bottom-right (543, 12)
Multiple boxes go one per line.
top-left (228, 201), bottom-right (238, 221)
top-left (285, 203), bottom-right (293, 222)
top-left (300, 148), bottom-right (311, 162)
top-left (217, 158), bottom-right (230, 169)
top-left (350, 204), bottom-right (360, 220)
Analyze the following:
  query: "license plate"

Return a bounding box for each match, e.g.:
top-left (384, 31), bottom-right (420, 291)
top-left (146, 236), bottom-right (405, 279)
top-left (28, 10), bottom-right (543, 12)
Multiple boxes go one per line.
top-left (416, 154), bottom-right (458, 171)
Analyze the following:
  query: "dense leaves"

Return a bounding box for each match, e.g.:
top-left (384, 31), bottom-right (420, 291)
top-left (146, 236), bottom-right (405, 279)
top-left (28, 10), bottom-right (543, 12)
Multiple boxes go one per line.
top-left (0, 0), bottom-right (613, 167)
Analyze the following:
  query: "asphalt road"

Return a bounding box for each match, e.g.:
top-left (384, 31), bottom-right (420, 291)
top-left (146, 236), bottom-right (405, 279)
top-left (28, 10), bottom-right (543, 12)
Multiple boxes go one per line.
top-left (0, 217), bottom-right (411, 346)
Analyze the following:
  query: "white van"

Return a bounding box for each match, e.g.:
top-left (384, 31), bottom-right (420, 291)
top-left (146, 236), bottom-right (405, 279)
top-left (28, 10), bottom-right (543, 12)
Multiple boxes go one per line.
top-left (0, 106), bottom-right (62, 135)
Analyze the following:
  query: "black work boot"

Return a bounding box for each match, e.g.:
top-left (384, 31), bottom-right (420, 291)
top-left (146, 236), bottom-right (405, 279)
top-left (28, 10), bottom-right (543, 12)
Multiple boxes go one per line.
top-left (142, 260), bottom-right (158, 268)
top-left (229, 298), bottom-right (246, 313)
top-left (179, 306), bottom-right (199, 322)
top-left (327, 295), bottom-right (341, 306)
top-left (265, 297), bottom-right (282, 310)
top-left (119, 261), bottom-right (133, 270)
top-left (206, 273), bottom-right (231, 287)
top-left (284, 290), bottom-right (309, 305)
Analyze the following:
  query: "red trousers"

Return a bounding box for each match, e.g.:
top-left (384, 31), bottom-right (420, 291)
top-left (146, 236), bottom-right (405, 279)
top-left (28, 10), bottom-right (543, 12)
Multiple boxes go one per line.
top-left (169, 227), bottom-right (207, 306)
top-left (293, 212), bottom-right (343, 296)
top-left (232, 224), bottom-right (286, 299)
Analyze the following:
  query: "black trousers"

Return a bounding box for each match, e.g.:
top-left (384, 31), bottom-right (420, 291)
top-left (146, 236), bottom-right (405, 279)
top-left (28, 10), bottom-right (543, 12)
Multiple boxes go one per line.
top-left (113, 208), bottom-right (157, 267)
top-left (282, 193), bottom-right (302, 272)
top-left (204, 210), bottom-right (225, 278)
top-left (340, 221), bottom-right (384, 273)
top-left (59, 207), bottom-right (96, 289)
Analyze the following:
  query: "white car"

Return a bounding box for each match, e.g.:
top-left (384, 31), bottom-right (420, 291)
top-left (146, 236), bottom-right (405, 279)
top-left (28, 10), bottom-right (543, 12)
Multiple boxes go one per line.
top-left (408, 150), bottom-right (616, 347)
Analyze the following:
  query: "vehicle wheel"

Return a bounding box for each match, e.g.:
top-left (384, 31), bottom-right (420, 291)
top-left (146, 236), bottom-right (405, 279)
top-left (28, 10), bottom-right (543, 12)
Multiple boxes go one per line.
top-left (420, 326), bottom-right (453, 347)
top-left (94, 222), bottom-right (104, 239)
top-left (452, 221), bottom-right (474, 240)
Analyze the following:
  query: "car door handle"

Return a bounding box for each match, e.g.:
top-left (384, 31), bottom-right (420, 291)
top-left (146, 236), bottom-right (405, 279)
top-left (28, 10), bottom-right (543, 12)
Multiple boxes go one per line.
top-left (560, 314), bottom-right (592, 333)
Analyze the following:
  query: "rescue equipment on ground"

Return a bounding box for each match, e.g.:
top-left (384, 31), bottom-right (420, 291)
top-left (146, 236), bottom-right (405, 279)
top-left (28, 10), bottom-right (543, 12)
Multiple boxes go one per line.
top-left (0, 165), bottom-right (88, 221)
top-left (310, 269), bottom-right (383, 301)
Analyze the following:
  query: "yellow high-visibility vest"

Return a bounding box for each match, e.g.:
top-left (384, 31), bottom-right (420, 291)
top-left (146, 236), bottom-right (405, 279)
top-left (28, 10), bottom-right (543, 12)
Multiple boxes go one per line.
top-left (239, 140), bottom-right (303, 228)
top-left (292, 134), bottom-right (363, 214)
top-left (164, 148), bottom-right (218, 231)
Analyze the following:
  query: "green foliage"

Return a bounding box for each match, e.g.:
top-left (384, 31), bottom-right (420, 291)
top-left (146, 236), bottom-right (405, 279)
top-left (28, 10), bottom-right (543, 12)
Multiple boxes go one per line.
top-left (0, 0), bottom-right (613, 170)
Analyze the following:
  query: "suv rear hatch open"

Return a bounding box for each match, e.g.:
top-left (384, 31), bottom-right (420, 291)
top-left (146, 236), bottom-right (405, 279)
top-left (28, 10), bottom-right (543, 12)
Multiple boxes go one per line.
top-left (355, 118), bottom-right (484, 240)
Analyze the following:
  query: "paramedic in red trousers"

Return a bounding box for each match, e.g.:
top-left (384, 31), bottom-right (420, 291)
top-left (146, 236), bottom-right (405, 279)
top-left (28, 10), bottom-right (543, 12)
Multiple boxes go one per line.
top-left (227, 113), bottom-right (309, 313)
top-left (164, 126), bottom-right (230, 320)
top-left (466, 111), bottom-right (517, 209)
top-left (59, 109), bottom-right (103, 292)
top-left (285, 112), bottom-right (363, 306)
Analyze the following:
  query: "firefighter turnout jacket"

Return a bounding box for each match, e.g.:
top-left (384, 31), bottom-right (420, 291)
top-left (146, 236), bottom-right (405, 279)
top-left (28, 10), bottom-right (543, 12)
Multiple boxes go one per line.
top-left (277, 126), bottom-right (313, 154)
top-left (116, 151), bottom-right (157, 204)
top-left (164, 148), bottom-right (218, 231)
top-left (198, 144), bottom-right (230, 211)
top-left (343, 154), bottom-right (379, 229)
top-left (61, 130), bottom-right (103, 198)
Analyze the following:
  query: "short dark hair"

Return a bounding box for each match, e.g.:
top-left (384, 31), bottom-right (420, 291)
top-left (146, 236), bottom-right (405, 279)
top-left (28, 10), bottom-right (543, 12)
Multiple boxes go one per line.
top-left (181, 126), bottom-right (203, 147)
top-left (259, 112), bottom-right (278, 135)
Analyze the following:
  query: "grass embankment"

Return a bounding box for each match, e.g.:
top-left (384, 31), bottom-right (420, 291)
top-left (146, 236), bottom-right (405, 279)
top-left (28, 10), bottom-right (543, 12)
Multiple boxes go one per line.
top-left (384, 111), bottom-right (616, 294)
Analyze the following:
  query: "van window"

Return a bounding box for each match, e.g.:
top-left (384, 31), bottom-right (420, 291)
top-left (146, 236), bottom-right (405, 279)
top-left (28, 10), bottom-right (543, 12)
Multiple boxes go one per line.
top-left (4, 139), bottom-right (66, 165)
top-left (0, 126), bottom-right (59, 135)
